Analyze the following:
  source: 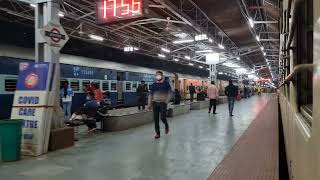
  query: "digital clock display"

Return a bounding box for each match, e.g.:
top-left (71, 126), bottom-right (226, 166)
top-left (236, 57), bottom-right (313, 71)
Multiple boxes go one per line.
top-left (96, 0), bottom-right (146, 24)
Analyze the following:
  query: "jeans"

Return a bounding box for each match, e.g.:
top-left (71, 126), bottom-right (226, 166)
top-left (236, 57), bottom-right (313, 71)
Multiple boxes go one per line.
top-left (152, 102), bottom-right (169, 135)
top-left (228, 97), bottom-right (235, 115)
top-left (190, 93), bottom-right (194, 102)
top-left (62, 102), bottom-right (72, 120)
top-left (209, 99), bottom-right (217, 113)
top-left (83, 119), bottom-right (97, 129)
top-left (137, 96), bottom-right (146, 110)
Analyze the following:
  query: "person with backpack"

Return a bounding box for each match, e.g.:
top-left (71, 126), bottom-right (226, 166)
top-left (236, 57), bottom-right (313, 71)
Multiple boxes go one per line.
top-left (225, 80), bottom-right (238, 116)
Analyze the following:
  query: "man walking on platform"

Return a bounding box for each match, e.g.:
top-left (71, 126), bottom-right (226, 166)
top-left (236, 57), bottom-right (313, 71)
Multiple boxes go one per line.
top-left (207, 81), bottom-right (219, 114)
top-left (189, 83), bottom-right (196, 102)
top-left (136, 81), bottom-right (148, 110)
top-left (225, 80), bottom-right (238, 116)
top-left (148, 71), bottom-right (172, 139)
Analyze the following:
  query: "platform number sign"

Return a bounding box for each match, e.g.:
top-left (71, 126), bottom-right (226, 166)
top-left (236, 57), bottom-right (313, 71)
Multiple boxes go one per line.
top-left (96, 0), bottom-right (148, 24)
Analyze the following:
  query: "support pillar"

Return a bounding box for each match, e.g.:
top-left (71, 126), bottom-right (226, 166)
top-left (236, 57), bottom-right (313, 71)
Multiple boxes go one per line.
top-left (34, 0), bottom-right (65, 154)
top-left (209, 64), bottom-right (217, 82)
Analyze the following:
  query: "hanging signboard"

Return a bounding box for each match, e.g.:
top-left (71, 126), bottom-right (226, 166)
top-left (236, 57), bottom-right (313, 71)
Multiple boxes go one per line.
top-left (11, 62), bottom-right (55, 156)
top-left (95, 0), bottom-right (149, 24)
top-left (40, 21), bottom-right (69, 50)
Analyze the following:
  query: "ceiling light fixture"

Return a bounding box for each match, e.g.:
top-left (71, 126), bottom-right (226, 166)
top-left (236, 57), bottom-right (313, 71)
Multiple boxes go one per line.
top-left (185, 56), bottom-right (191, 60)
top-left (195, 49), bottom-right (213, 53)
top-left (261, 46), bottom-right (264, 51)
top-left (218, 44), bottom-right (225, 49)
top-left (173, 39), bottom-right (194, 44)
top-left (173, 58), bottom-right (179, 62)
top-left (89, 34), bottom-right (104, 41)
top-left (199, 66), bottom-right (203, 69)
top-left (161, 48), bottom-right (170, 53)
top-left (158, 54), bottom-right (166, 58)
top-left (236, 57), bottom-right (240, 60)
top-left (30, 4), bottom-right (36, 8)
top-left (188, 63), bottom-right (194, 66)
top-left (256, 35), bottom-right (260, 41)
top-left (249, 18), bottom-right (254, 28)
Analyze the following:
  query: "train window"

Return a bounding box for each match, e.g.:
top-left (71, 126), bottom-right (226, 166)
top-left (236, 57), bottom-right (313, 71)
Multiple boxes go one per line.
top-left (82, 80), bottom-right (90, 90)
top-left (132, 82), bottom-right (137, 91)
top-left (125, 82), bottom-right (132, 91)
top-left (102, 81), bottom-right (109, 91)
top-left (92, 80), bottom-right (100, 88)
top-left (70, 79), bottom-right (80, 91)
top-left (295, 0), bottom-right (313, 125)
top-left (60, 79), bottom-right (68, 89)
top-left (4, 78), bottom-right (17, 92)
top-left (111, 82), bottom-right (117, 91)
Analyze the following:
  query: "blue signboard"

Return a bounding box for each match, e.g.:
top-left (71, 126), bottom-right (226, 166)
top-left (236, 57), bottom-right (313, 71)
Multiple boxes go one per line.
top-left (16, 63), bottom-right (50, 91)
top-left (60, 64), bottom-right (116, 80)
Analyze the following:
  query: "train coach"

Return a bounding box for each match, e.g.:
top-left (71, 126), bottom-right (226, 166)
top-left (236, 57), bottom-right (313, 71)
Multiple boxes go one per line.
top-left (0, 45), bottom-right (210, 119)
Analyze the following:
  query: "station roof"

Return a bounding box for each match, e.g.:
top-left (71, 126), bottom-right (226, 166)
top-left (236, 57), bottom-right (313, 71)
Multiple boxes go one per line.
top-left (0, 0), bottom-right (280, 81)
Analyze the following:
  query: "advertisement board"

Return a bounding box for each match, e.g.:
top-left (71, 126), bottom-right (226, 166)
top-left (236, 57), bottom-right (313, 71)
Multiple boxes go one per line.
top-left (11, 62), bottom-right (54, 156)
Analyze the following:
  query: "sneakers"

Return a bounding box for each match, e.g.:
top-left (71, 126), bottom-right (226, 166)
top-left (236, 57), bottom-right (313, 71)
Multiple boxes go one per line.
top-left (213, 112), bottom-right (217, 114)
top-left (154, 134), bottom-right (160, 139)
top-left (154, 129), bottom-right (169, 139)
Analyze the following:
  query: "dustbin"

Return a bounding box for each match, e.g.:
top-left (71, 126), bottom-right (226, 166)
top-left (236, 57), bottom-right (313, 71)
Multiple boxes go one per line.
top-left (0, 119), bottom-right (23, 162)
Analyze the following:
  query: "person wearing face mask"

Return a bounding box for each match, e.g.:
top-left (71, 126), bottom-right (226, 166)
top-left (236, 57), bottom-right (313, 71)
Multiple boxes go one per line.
top-left (148, 71), bottom-right (172, 139)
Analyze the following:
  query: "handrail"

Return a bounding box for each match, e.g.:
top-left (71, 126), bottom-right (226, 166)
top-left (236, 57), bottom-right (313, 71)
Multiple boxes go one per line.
top-left (280, 64), bottom-right (316, 87)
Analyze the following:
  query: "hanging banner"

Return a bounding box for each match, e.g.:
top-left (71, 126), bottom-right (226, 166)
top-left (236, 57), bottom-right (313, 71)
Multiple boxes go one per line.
top-left (11, 62), bottom-right (54, 156)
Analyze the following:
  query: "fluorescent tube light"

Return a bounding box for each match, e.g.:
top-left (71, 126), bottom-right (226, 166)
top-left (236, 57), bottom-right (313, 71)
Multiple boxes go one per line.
top-left (161, 48), bottom-right (170, 53)
top-left (89, 34), bottom-right (104, 41)
top-left (173, 39), bottom-right (194, 44)
top-left (158, 54), bottom-right (166, 58)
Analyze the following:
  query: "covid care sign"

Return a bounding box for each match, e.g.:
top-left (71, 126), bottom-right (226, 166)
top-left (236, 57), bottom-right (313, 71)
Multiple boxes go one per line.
top-left (11, 62), bottom-right (54, 156)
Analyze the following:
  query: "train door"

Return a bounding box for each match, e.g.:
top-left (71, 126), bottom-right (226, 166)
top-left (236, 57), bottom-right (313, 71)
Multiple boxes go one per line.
top-left (116, 72), bottom-right (124, 105)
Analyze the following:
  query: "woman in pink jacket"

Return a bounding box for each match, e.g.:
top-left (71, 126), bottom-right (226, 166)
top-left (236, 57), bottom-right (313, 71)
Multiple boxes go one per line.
top-left (207, 81), bottom-right (219, 114)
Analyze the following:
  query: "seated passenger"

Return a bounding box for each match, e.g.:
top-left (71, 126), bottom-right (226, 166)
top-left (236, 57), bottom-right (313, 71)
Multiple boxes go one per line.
top-left (93, 83), bottom-right (103, 104)
top-left (100, 91), bottom-right (111, 114)
top-left (85, 92), bottom-right (99, 109)
top-left (84, 92), bottom-right (99, 131)
top-left (173, 89), bottom-right (181, 105)
top-left (197, 88), bottom-right (206, 101)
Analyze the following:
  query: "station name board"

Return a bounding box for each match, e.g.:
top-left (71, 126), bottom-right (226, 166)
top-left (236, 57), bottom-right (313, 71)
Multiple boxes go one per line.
top-left (96, 0), bottom-right (147, 24)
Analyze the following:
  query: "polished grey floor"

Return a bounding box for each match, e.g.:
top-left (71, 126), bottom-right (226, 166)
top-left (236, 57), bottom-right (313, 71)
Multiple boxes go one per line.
top-left (0, 95), bottom-right (271, 180)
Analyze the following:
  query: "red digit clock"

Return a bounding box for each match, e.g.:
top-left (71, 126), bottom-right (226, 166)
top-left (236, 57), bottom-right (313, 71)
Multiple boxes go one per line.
top-left (96, 0), bottom-right (147, 24)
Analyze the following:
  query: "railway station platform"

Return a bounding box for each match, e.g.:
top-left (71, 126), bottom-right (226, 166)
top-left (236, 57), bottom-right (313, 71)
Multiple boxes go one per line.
top-left (0, 94), bottom-right (278, 180)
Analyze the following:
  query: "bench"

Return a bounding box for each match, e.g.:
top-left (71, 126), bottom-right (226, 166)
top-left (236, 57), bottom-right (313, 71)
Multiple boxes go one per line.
top-left (103, 110), bottom-right (153, 131)
top-left (167, 103), bottom-right (191, 117)
top-left (218, 96), bottom-right (228, 104)
top-left (190, 100), bottom-right (209, 110)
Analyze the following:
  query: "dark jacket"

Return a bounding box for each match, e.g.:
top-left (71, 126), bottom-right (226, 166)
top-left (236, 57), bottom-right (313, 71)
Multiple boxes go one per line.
top-left (225, 84), bottom-right (238, 98)
top-left (136, 84), bottom-right (148, 97)
top-left (189, 85), bottom-right (195, 94)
